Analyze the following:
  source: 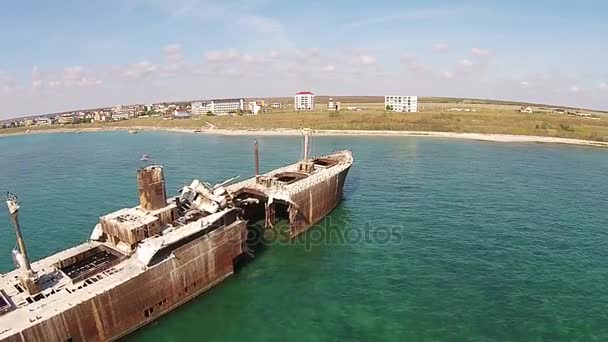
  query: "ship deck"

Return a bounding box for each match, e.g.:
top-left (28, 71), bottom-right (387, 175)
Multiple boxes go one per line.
top-left (227, 150), bottom-right (353, 202)
top-left (0, 209), bottom-right (233, 338)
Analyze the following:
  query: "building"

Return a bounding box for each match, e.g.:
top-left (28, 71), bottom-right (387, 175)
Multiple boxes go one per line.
top-left (327, 98), bottom-right (341, 111)
top-left (113, 105), bottom-right (135, 119)
top-left (93, 112), bottom-right (112, 122)
top-left (207, 98), bottom-right (245, 115)
top-left (520, 106), bottom-right (534, 114)
top-left (384, 96), bottom-right (418, 112)
top-left (57, 114), bottom-right (74, 125)
top-left (248, 101), bottom-right (262, 115)
top-left (271, 102), bottom-right (281, 109)
top-left (191, 102), bottom-right (211, 117)
top-left (173, 109), bottom-right (191, 119)
top-left (35, 117), bottom-right (52, 125)
top-left (112, 112), bottom-right (130, 120)
top-left (294, 91), bottom-right (315, 110)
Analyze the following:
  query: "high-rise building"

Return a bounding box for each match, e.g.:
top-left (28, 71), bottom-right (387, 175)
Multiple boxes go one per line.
top-left (294, 92), bottom-right (315, 110)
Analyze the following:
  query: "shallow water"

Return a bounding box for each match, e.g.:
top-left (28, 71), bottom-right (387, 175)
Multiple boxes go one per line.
top-left (1, 132), bottom-right (608, 341)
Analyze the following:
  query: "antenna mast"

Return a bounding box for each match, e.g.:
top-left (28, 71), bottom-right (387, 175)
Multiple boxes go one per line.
top-left (5, 192), bottom-right (33, 274)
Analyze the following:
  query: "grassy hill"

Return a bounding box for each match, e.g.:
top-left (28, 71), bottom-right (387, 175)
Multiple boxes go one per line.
top-left (4, 101), bottom-right (608, 142)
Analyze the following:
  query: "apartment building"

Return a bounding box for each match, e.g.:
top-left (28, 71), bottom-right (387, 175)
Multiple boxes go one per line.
top-left (294, 91), bottom-right (315, 110)
top-left (384, 96), bottom-right (418, 112)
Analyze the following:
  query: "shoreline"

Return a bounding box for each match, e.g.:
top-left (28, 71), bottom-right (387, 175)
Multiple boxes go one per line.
top-left (2, 126), bottom-right (608, 148)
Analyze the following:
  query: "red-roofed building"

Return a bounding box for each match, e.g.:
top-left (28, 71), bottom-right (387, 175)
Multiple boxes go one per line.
top-left (294, 91), bottom-right (315, 110)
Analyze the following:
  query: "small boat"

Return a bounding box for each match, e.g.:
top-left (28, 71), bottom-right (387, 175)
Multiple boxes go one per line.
top-left (140, 154), bottom-right (150, 161)
top-left (128, 129), bottom-right (138, 134)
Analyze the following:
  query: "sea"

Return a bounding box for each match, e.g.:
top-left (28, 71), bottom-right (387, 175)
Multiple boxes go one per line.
top-left (1, 131), bottom-right (608, 341)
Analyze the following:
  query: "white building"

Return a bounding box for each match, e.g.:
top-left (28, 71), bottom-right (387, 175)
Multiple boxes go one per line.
top-left (35, 117), bottom-right (52, 125)
top-left (294, 91), bottom-right (315, 110)
top-left (327, 98), bottom-right (341, 111)
top-left (248, 101), bottom-right (262, 115)
top-left (191, 102), bottom-right (211, 117)
top-left (209, 98), bottom-right (244, 115)
top-left (191, 99), bottom-right (244, 116)
top-left (384, 96), bottom-right (418, 112)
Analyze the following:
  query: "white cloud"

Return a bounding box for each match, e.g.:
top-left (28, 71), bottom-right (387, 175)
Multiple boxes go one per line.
top-left (357, 55), bottom-right (376, 65)
top-left (600, 82), bottom-right (607, 90)
top-left (570, 85), bottom-right (582, 93)
top-left (323, 65), bottom-right (336, 72)
top-left (163, 43), bottom-right (184, 62)
top-left (443, 71), bottom-right (454, 79)
top-left (121, 61), bottom-right (157, 80)
top-left (520, 81), bottom-right (530, 87)
top-left (32, 66), bottom-right (42, 90)
top-left (432, 43), bottom-right (449, 52)
top-left (159, 44), bottom-right (186, 78)
top-left (472, 48), bottom-right (491, 56)
top-left (401, 53), bottom-right (416, 61)
top-left (63, 66), bottom-right (84, 81)
top-left (0, 70), bottom-right (18, 93)
top-left (163, 43), bottom-right (181, 54)
top-left (61, 66), bottom-right (102, 87)
top-left (242, 53), bottom-right (266, 64)
top-left (268, 50), bottom-right (280, 59)
top-left (205, 49), bottom-right (239, 62)
top-left (458, 59), bottom-right (473, 67)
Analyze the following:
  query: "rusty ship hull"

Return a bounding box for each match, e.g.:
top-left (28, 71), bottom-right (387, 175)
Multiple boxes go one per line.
top-left (231, 150), bottom-right (353, 237)
top-left (0, 144), bottom-right (353, 342)
top-left (1, 212), bottom-right (246, 342)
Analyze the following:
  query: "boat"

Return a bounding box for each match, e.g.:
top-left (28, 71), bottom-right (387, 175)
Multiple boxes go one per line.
top-left (0, 132), bottom-right (353, 341)
top-left (140, 154), bottom-right (150, 161)
top-left (128, 130), bottom-right (138, 134)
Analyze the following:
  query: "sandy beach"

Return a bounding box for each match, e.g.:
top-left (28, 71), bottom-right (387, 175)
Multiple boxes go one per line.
top-left (2, 126), bottom-right (608, 148)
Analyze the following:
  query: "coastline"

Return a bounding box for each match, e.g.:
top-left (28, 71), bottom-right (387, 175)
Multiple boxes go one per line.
top-left (2, 126), bottom-right (608, 148)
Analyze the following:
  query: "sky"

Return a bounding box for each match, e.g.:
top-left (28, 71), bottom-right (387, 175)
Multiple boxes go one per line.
top-left (0, 0), bottom-right (607, 119)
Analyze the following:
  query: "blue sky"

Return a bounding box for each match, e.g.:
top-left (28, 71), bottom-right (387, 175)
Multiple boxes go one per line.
top-left (1, 0), bottom-right (607, 118)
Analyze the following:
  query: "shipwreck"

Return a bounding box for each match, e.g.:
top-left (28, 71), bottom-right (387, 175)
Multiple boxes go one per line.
top-left (0, 132), bottom-right (353, 341)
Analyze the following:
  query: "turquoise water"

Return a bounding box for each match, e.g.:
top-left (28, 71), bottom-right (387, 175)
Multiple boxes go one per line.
top-left (1, 132), bottom-right (608, 341)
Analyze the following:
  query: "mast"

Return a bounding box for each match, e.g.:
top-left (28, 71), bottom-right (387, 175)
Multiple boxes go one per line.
top-left (298, 129), bottom-right (314, 173)
top-left (254, 139), bottom-right (260, 176)
top-left (303, 132), bottom-right (310, 163)
top-left (5, 192), bottom-right (33, 275)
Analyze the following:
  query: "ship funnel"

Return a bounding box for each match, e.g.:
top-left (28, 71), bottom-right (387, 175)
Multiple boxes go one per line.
top-left (137, 165), bottom-right (167, 211)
